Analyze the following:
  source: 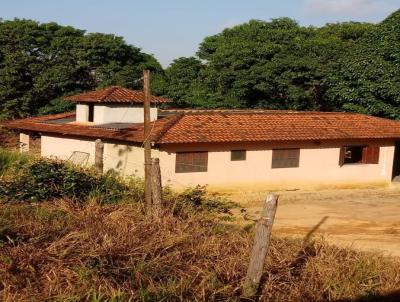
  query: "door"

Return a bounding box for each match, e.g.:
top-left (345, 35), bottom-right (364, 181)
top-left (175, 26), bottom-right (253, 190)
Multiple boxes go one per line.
top-left (392, 141), bottom-right (400, 181)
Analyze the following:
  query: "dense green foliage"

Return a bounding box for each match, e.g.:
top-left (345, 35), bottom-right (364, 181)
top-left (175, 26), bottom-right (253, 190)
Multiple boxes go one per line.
top-left (327, 11), bottom-right (400, 119)
top-left (0, 19), bottom-right (163, 119)
top-left (1, 11), bottom-right (400, 119)
top-left (161, 11), bottom-right (400, 119)
top-left (162, 18), bottom-right (375, 111)
top-left (0, 149), bottom-right (136, 204)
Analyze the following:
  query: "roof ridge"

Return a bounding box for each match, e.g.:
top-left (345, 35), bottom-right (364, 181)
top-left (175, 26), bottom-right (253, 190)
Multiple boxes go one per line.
top-left (99, 86), bottom-right (119, 101)
top-left (63, 86), bottom-right (171, 104)
top-left (160, 109), bottom-right (366, 116)
top-left (176, 110), bottom-right (361, 116)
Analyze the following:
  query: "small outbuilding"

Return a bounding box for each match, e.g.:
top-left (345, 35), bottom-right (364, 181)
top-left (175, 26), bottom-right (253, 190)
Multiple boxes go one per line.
top-left (6, 86), bottom-right (400, 188)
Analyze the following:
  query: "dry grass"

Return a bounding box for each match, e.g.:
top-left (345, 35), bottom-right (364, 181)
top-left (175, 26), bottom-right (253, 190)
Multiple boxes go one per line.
top-left (0, 201), bottom-right (399, 302)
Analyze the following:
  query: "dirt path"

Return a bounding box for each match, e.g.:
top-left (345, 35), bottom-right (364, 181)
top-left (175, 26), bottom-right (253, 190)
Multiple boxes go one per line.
top-left (224, 185), bottom-right (400, 257)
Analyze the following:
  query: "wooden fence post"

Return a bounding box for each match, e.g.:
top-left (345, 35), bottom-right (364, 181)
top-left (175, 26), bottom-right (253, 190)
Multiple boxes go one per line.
top-left (151, 158), bottom-right (162, 214)
top-left (242, 194), bottom-right (279, 298)
top-left (94, 139), bottom-right (104, 173)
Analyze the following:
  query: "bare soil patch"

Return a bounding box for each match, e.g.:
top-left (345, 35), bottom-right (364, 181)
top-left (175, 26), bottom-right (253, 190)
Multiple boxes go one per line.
top-left (226, 185), bottom-right (400, 257)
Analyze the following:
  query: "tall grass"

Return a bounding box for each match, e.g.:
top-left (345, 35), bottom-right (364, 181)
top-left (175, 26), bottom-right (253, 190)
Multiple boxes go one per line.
top-left (0, 201), bottom-right (399, 301)
top-left (0, 148), bottom-right (29, 175)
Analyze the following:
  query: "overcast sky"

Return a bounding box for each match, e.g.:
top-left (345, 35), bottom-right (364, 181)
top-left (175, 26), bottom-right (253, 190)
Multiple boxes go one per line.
top-left (2, 0), bottom-right (399, 66)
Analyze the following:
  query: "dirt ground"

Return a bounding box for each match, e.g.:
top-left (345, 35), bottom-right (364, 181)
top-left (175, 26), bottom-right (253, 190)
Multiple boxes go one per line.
top-left (223, 184), bottom-right (400, 257)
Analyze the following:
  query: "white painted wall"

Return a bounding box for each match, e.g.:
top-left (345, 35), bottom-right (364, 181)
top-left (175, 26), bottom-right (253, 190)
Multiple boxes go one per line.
top-left (19, 132), bottom-right (30, 152)
top-left (93, 104), bottom-right (157, 124)
top-left (158, 140), bottom-right (396, 188)
top-left (41, 135), bottom-right (95, 164)
top-left (76, 104), bottom-right (157, 124)
top-left (76, 104), bottom-right (89, 122)
top-left (40, 135), bottom-right (396, 189)
top-left (103, 142), bottom-right (159, 177)
top-left (41, 135), bottom-right (151, 177)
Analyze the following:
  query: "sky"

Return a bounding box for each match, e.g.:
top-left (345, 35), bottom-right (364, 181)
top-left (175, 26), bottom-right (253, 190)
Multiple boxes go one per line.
top-left (1, 0), bottom-right (400, 66)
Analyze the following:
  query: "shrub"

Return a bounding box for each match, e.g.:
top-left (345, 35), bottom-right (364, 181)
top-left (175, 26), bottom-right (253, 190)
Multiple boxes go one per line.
top-left (173, 185), bottom-right (239, 214)
top-left (0, 157), bottom-right (132, 204)
top-left (0, 149), bottom-right (235, 213)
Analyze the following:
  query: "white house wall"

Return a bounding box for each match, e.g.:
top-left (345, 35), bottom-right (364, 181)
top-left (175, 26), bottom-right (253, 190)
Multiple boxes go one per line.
top-left (103, 142), bottom-right (159, 177)
top-left (41, 135), bottom-right (396, 189)
top-left (41, 135), bottom-right (151, 177)
top-left (158, 140), bottom-right (396, 188)
top-left (41, 135), bottom-right (95, 164)
top-left (76, 104), bottom-right (89, 122)
top-left (93, 104), bottom-right (157, 124)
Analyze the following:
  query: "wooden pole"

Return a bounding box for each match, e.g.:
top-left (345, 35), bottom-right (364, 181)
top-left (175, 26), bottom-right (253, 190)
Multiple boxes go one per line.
top-left (151, 157), bottom-right (162, 215)
top-left (143, 69), bottom-right (152, 211)
top-left (242, 194), bottom-right (279, 298)
top-left (94, 139), bottom-right (104, 173)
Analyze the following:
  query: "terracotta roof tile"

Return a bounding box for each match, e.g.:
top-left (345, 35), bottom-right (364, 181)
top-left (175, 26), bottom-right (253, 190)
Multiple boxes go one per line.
top-left (64, 86), bottom-right (171, 104)
top-left (158, 111), bottom-right (400, 144)
top-left (4, 110), bottom-right (400, 145)
top-left (3, 112), bottom-right (174, 143)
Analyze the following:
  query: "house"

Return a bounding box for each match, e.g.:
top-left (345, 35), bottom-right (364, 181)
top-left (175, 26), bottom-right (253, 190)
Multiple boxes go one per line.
top-left (5, 86), bottom-right (400, 188)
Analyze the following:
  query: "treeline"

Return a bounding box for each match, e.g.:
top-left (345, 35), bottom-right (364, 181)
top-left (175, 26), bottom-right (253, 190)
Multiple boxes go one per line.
top-left (160, 11), bottom-right (400, 119)
top-left (1, 10), bottom-right (400, 120)
top-left (0, 19), bottom-right (163, 119)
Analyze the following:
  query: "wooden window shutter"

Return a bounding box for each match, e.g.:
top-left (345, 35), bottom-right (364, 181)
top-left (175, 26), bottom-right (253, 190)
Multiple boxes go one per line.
top-left (364, 146), bottom-right (380, 164)
top-left (339, 147), bottom-right (345, 166)
top-left (272, 149), bottom-right (300, 168)
top-left (175, 151), bottom-right (208, 173)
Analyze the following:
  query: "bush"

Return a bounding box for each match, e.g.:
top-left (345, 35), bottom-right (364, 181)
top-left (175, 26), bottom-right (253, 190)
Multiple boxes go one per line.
top-left (0, 156), bottom-right (136, 204)
top-left (0, 149), bottom-right (236, 213)
top-left (163, 185), bottom-right (239, 214)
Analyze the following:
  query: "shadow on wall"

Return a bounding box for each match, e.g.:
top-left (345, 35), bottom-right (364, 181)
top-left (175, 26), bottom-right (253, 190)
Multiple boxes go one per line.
top-left (110, 143), bottom-right (134, 175)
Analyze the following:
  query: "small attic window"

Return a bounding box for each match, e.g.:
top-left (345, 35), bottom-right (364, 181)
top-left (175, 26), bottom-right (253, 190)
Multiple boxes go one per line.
top-left (88, 104), bottom-right (94, 122)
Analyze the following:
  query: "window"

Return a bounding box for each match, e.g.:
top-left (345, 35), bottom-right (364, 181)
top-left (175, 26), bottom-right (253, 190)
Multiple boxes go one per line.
top-left (231, 150), bottom-right (246, 161)
top-left (271, 148), bottom-right (300, 169)
top-left (175, 151), bottom-right (208, 173)
top-left (88, 104), bottom-right (94, 122)
top-left (339, 145), bottom-right (380, 166)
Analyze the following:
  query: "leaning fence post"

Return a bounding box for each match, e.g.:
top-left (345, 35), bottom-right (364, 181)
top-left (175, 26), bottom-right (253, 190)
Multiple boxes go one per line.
top-left (242, 194), bottom-right (279, 298)
top-left (151, 158), bottom-right (162, 215)
top-left (94, 139), bottom-right (104, 173)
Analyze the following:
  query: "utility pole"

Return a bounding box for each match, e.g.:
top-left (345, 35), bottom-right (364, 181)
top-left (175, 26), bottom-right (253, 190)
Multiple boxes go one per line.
top-left (143, 70), bottom-right (152, 212)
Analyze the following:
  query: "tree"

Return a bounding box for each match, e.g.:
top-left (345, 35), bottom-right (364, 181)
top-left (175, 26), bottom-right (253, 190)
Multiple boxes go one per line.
top-left (327, 10), bottom-right (400, 119)
top-left (163, 57), bottom-right (203, 107)
top-left (163, 18), bottom-right (373, 110)
top-left (0, 19), bottom-right (163, 119)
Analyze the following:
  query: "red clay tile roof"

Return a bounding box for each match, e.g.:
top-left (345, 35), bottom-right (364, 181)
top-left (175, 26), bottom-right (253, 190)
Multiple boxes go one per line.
top-left (64, 86), bottom-right (171, 104)
top-left (4, 110), bottom-right (400, 144)
top-left (158, 111), bottom-right (400, 144)
top-left (3, 112), bottom-right (179, 143)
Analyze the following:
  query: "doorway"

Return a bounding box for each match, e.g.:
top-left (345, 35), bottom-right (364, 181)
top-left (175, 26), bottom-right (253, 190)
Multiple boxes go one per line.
top-left (392, 141), bottom-right (400, 181)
